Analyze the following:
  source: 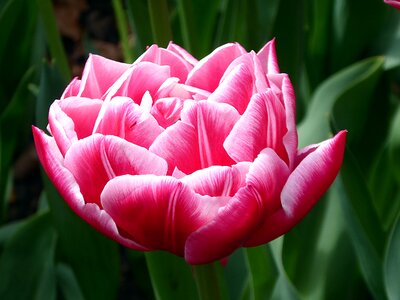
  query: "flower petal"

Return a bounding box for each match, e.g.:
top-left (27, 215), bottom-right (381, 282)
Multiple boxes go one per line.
top-left (180, 163), bottom-right (250, 197)
top-left (185, 148), bottom-right (288, 264)
top-left (95, 96), bottom-right (163, 148)
top-left (224, 91), bottom-right (288, 163)
top-left (64, 134), bottom-right (168, 206)
top-left (167, 42), bottom-right (199, 66)
top-left (257, 39), bottom-right (280, 74)
top-left (32, 126), bottom-right (148, 251)
top-left (244, 130), bottom-right (347, 246)
top-left (150, 101), bottom-right (240, 174)
top-left (208, 63), bottom-right (254, 114)
top-left (61, 77), bottom-right (81, 99)
top-left (151, 97), bottom-right (184, 128)
top-left (186, 43), bottom-right (247, 92)
top-left (78, 54), bottom-right (131, 98)
top-left (101, 175), bottom-right (208, 256)
top-left (58, 97), bottom-right (103, 139)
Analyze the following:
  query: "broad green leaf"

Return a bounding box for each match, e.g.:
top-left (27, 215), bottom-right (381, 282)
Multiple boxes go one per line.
top-left (335, 176), bottom-right (387, 300)
top-left (224, 249), bottom-right (249, 300)
top-left (56, 263), bottom-right (85, 300)
top-left (388, 104), bottom-right (400, 185)
top-left (245, 245), bottom-right (278, 300)
top-left (0, 212), bottom-right (57, 300)
top-left (147, 0), bottom-right (173, 46)
top-left (145, 251), bottom-right (199, 300)
top-left (384, 213), bottom-right (400, 300)
top-left (298, 56), bottom-right (384, 147)
top-left (0, 219), bottom-right (24, 249)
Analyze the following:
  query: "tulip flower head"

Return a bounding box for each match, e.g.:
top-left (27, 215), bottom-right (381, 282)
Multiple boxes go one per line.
top-left (33, 40), bottom-right (346, 264)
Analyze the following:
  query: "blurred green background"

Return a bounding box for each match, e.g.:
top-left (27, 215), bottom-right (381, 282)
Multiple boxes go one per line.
top-left (1, 0), bottom-right (400, 299)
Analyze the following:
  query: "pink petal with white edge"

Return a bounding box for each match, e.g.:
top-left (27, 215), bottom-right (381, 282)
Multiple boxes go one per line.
top-left (257, 39), bottom-right (280, 74)
top-left (78, 54), bottom-right (131, 98)
top-left (208, 63), bottom-right (254, 114)
top-left (224, 91), bottom-right (288, 164)
top-left (138, 45), bottom-right (193, 82)
top-left (101, 174), bottom-right (209, 256)
top-left (244, 130), bottom-right (347, 246)
top-left (167, 42), bottom-right (199, 66)
top-left (48, 100), bottom-right (78, 156)
top-left (220, 52), bottom-right (269, 94)
top-left (95, 96), bottom-right (163, 148)
top-left (186, 43), bottom-right (247, 92)
top-left (63, 134), bottom-right (167, 206)
top-left (185, 148), bottom-right (287, 264)
top-left (268, 73), bottom-right (298, 168)
top-left (61, 77), bottom-right (81, 99)
top-left (150, 101), bottom-right (240, 174)
top-left (107, 62), bottom-right (171, 103)
top-left (180, 163), bottom-right (250, 197)
top-left (32, 126), bottom-right (148, 251)
top-left (58, 97), bottom-right (103, 139)
top-left (385, 0), bottom-right (400, 9)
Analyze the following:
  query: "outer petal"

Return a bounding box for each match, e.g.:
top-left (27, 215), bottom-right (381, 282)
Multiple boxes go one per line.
top-left (167, 42), bottom-right (199, 66)
top-left (186, 43), bottom-right (247, 92)
top-left (257, 39), bottom-right (280, 74)
top-left (61, 77), bottom-right (81, 99)
top-left (245, 130), bottom-right (347, 246)
top-left (101, 175), bottom-right (209, 256)
top-left (95, 96), bottom-right (163, 148)
top-left (150, 101), bottom-right (240, 174)
top-left (63, 134), bottom-right (168, 206)
top-left (224, 91), bottom-right (288, 163)
top-left (78, 54), bottom-right (131, 98)
top-left (208, 63), bottom-right (253, 114)
top-left (32, 126), bottom-right (148, 251)
top-left (185, 148), bottom-right (289, 264)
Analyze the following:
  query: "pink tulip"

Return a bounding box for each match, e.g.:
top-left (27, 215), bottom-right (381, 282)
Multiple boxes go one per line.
top-left (33, 40), bottom-right (346, 264)
top-left (385, 0), bottom-right (400, 9)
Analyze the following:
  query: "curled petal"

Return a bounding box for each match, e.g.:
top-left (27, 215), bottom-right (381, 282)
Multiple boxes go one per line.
top-left (78, 54), bottom-right (131, 98)
top-left (61, 77), bottom-right (81, 99)
top-left (32, 126), bottom-right (148, 251)
top-left (101, 175), bottom-right (208, 256)
top-left (64, 134), bottom-right (168, 206)
top-left (224, 91), bottom-right (288, 163)
top-left (167, 42), bottom-right (199, 66)
top-left (245, 130), bottom-right (347, 246)
top-left (96, 96), bottom-right (163, 148)
top-left (150, 101), bottom-right (239, 174)
top-left (208, 63), bottom-right (253, 114)
top-left (151, 97), bottom-right (184, 128)
top-left (257, 39), bottom-right (280, 74)
top-left (186, 43), bottom-right (247, 92)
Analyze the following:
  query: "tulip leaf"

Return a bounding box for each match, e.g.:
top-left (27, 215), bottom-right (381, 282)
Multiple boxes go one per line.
top-left (245, 245), bottom-right (278, 300)
top-left (334, 175), bottom-right (387, 300)
top-left (388, 103), bottom-right (400, 185)
top-left (298, 56), bottom-right (384, 147)
top-left (56, 263), bottom-right (86, 300)
top-left (0, 67), bottom-right (36, 223)
top-left (145, 251), bottom-right (199, 300)
top-left (224, 249), bottom-right (249, 300)
top-left (0, 212), bottom-right (57, 300)
top-left (384, 213), bottom-right (400, 300)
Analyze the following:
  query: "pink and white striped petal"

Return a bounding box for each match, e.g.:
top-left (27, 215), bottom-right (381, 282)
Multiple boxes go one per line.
top-left (257, 39), bottom-right (280, 74)
top-left (101, 174), bottom-right (209, 256)
top-left (63, 134), bottom-right (167, 206)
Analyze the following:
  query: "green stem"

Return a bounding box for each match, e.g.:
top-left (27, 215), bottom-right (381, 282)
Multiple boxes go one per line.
top-left (112, 0), bottom-right (133, 63)
top-left (147, 0), bottom-right (173, 46)
top-left (36, 0), bottom-right (71, 81)
top-left (193, 263), bottom-right (228, 300)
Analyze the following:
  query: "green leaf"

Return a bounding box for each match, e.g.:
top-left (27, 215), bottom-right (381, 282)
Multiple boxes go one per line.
top-left (298, 56), bottom-right (384, 147)
top-left (0, 67), bottom-right (37, 223)
top-left (56, 263), bottom-right (86, 300)
top-left (245, 245), bottom-right (278, 300)
top-left (145, 251), bottom-right (199, 300)
top-left (334, 176), bottom-right (387, 300)
top-left (0, 212), bottom-right (57, 300)
top-left (388, 104), bottom-right (400, 185)
top-left (384, 213), bottom-right (400, 300)
top-left (147, 0), bottom-right (173, 46)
